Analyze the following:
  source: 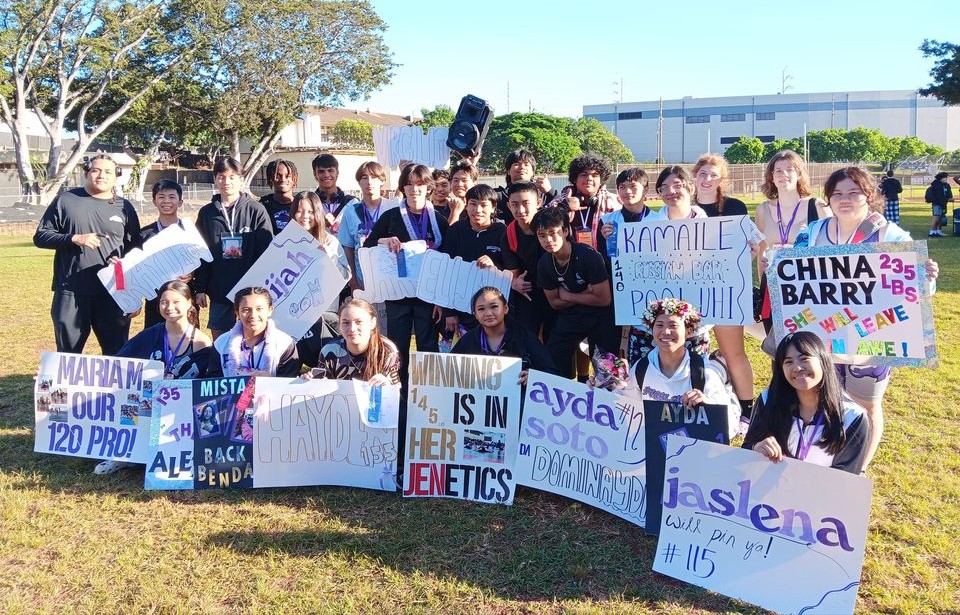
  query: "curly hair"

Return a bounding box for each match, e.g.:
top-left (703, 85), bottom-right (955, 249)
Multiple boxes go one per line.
top-left (567, 153), bottom-right (612, 185)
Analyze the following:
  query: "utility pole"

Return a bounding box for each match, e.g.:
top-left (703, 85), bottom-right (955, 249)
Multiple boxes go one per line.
top-left (780, 67), bottom-right (793, 94)
top-left (657, 97), bottom-right (664, 164)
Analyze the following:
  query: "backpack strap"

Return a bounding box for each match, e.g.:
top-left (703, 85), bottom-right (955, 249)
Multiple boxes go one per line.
top-left (807, 197), bottom-right (819, 223)
top-left (689, 350), bottom-right (706, 392)
top-left (634, 356), bottom-right (650, 388)
top-left (506, 220), bottom-right (519, 253)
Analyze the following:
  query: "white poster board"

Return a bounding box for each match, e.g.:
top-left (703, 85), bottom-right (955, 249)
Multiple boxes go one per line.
top-left (515, 370), bottom-right (647, 526)
top-left (613, 216), bottom-right (756, 325)
top-left (417, 251), bottom-right (513, 313)
top-left (653, 435), bottom-right (872, 615)
top-left (253, 377), bottom-right (400, 491)
top-left (145, 379), bottom-right (194, 490)
top-left (98, 218), bottom-right (212, 313)
top-left (403, 352), bottom-right (522, 504)
top-left (373, 125), bottom-right (450, 169)
top-left (355, 241), bottom-right (427, 304)
top-left (768, 242), bottom-right (937, 367)
top-left (227, 222), bottom-right (349, 341)
top-left (34, 352), bottom-right (162, 462)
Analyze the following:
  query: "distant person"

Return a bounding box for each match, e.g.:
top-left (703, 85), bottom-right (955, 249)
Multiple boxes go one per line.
top-left (879, 169), bottom-right (903, 224)
top-left (493, 150), bottom-right (556, 224)
top-left (33, 154), bottom-right (142, 354)
top-left (193, 157), bottom-right (273, 340)
top-left (312, 153), bottom-right (359, 234)
top-left (139, 179), bottom-right (195, 330)
top-left (925, 172), bottom-right (954, 237)
top-left (260, 159), bottom-right (297, 234)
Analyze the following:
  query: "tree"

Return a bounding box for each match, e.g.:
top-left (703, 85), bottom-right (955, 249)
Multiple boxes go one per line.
top-left (331, 118), bottom-right (374, 149)
top-left (570, 117), bottom-right (634, 165)
top-left (806, 129), bottom-right (848, 162)
top-left (762, 137), bottom-right (804, 160)
top-left (919, 39), bottom-right (960, 105)
top-left (483, 112), bottom-right (580, 173)
top-left (417, 104), bottom-right (454, 132)
top-left (0, 0), bottom-right (197, 203)
top-left (723, 137), bottom-right (765, 164)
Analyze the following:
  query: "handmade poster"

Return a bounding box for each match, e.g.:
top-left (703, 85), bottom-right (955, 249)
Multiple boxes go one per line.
top-left (373, 125), bottom-right (450, 169)
top-left (417, 251), bottom-right (513, 313)
top-left (643, 400), bottom-right (729, 535)
top-left (653, 435), bottom-right (872, 615)
top-left (98, 218), bottom-right (213, 314)
top-left (145, 379), bottom-right (194, 490)
top-left (355, 241), bottom-right (427, 304)
top-left (227, 222), bottom-right (349, 341)
top-left (34, 352), bottom-right (162, 462)
top-left (515, 370), bottom-right (647, 526)
top-left (253, 377), bottom-right (400, 491)
top-left (192, 376), bottom-right (253, 489)
top-left (403, 352), bottom-right (522, 504)
top-left (612, 216), bottom-right (757, 325)
top-left (768, 242), bottom-right (937, 367)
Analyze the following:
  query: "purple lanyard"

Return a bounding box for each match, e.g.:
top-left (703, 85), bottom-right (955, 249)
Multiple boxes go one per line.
top-left (794, 412), bottom-right (824, 460)
top-left (480, 329), bottom-right (506, 355)
top-left (362, 202), bottom-right (382, 233)
top-left (409, 209), bottom-right (429, 241)
top-left (775, 199), bottom-right (802, 245)
top-left (163, 329), bottom-right (189, 374)
top-left (242, 339), bottom-right (266, 371)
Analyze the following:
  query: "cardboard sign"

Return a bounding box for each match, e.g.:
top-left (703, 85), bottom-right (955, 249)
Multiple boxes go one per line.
top-left (253, 377), bottom-right (400, 491)
top-left (769, 242), bottom-right (937, 366)
top-left (228, 222), bottom-right (349, 341)
top-left (654, 435), bottom-right (872, 615)
top-left (515, 370), bottom-right (647, 526)
top-left (191, 376), bottom-right (254, 489)
top-left (145, 379), bottom-right (194, 490)
top-left (417, 251), bottom-right (513, 313)
top-left (98, 219), bottom-right (212, 313)
top-left (403, 352), bottom-right (522, 504)
top-left (355, 241), bottom-right (427, 304)
top-left (372, 125), bottom-right (450, 169)
top-left (34, 352), bottom-right (162, 462)
top-left (612, 216), bottom-right (756, 325)
top-left (643, 400), bottom-right (729, 535)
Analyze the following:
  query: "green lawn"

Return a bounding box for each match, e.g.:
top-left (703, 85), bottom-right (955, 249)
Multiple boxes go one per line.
top-left (1, 200), bottom-right (958, 614)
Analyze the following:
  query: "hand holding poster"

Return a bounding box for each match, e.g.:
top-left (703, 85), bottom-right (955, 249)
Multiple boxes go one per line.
top-left (34, 352), bottom-right (162, 462)
top-left (228, 222), bottom-right (350, 341)
top-left (653, 435), bottom-right (872, 615)
top-left (768, 242), bottom-right (937, 366)
top-left (612, 216), bottom-right (758, 325)
top-left (404, 352), bottom-right (522, 504)
top-left (515, 370), bottom-right (647, 526)
top-left (355, 241), bottom-right (427, 304)
top-left (417, 251), bottom-right (512, 313)
top-left (98, 219), bottom-right (212, 313)
top-left (253, 377), bottom-right (400, 491)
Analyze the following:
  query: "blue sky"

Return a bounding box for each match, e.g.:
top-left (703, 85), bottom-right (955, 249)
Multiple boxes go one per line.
top-left (359, 0), bottom-right (957, 119)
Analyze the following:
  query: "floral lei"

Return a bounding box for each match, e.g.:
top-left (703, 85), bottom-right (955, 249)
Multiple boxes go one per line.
top-left (632, 298), bottom-right (709, 359)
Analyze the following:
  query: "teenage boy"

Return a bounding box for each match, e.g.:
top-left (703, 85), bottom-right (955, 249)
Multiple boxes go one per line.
top-left (440, 184), bottom-right (506, 332)
top-left (443, 160), bottom-right (477, 225)
top-left (597, 168), bottom-right (654, 261)
top-left (494, 149), bottom-right (556, 223)
top-left (501, 181), bottom-right (551, 337)
top-left (431, 169), bottom-right (452, 216)
top-left (338, 161), bottom-right (399, 292)
top-left (532, 206), bottom-right (620, 379)
top-left (34, 154), bottom-right (142, 354)
top-left (312, 153), bottom-right (359, 233)
top-left (140, 179), bottom-right (196, 328)
top-left (547, 153), bottom-right (620, 253)
top-left (260, 159), bottom-right (298, 234)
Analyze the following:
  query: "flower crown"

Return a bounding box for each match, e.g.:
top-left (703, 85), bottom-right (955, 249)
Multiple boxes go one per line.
top-left (640, 298), bottom-right (702, 330)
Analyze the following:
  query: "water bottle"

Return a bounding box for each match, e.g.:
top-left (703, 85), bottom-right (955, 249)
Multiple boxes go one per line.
top-left (606, 219), bottom-right (618, 258)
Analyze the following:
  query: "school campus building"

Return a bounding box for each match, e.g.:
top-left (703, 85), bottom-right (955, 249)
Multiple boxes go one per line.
top-left (583, 90), bottom-right (960, 163)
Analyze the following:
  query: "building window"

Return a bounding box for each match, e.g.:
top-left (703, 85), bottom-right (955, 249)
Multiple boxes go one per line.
top-left (618, 111), bottom-right (643, 120)
top-left (758, 135), bottom-right (775, 143)
top-left (720, 113), bottom-right (746, 122)
top-left (756, 112), bottom-right (775, 120)
top-left (719, 137), bottom-right (742, 145)
top-left (686, 115), bottom-right (709, 124)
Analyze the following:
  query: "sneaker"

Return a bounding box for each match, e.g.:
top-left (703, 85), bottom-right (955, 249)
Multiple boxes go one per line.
top-left (93, 460), bottom-right (136, 475)
top-left (929, 231), bottom-right (940, 237)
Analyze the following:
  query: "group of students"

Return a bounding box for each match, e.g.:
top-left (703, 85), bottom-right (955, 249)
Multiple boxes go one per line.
top-left (35, 147), bottom-right (939, 482)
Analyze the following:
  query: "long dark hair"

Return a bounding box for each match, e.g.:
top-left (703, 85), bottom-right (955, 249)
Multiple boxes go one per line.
top-left (751, 332), bottom-right (846, 456)
top-left (158, 280), bottom-right (199, 328)
top-left (339, 298), bottom-right (392, 381)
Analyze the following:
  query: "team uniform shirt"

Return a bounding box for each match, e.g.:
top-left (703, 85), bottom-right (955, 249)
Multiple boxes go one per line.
top-left (452, 325), bottom-right (558, 375)
top-left (117, 323), bottom-right (211, 379)
top-left (312, 337), bottom-right (401, 384)
top-left (33, 188), bottom-right (142, 294)
top-left (536, 242), bottom-right (610, 317)
top-left (494, 184), bottom-right (558, 225)
top-left (742, 393), bottom-right (870, 474)
top-left (440, 220), bottom-right (506, 269)
top-left (259, 194), bottom-right (293, 235)
top-left (337, 197), bottom-right (400, 284)
top-left (194, 194), bottom-right (273, 305)
top-left (697, 197), bottom-right (748, 218)
top-left (363, 202), bottom-right (448, 250)
top-left (627, 348), bottom-right (730, 405)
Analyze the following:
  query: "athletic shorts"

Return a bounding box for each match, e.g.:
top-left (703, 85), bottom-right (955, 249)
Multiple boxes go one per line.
top-left (933, 204), bottom-right (945, 217)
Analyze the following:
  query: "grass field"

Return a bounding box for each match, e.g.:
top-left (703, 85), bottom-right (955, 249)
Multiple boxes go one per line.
top-left (1, 200), bottom-right (959, 614)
